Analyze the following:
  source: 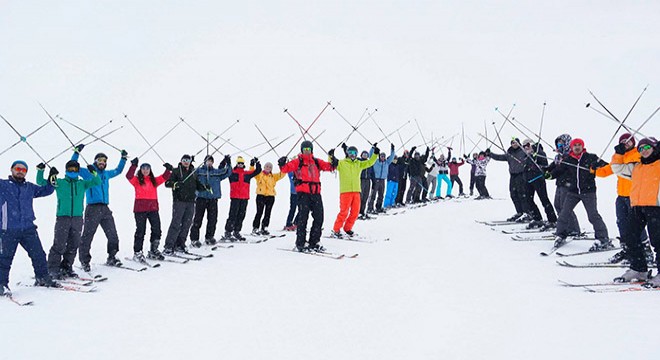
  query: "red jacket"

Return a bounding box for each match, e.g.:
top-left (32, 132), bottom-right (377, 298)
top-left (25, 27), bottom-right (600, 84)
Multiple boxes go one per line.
top-left (126, 164), bottom-right (171, 212)
top-left (280, 154), bottom-right (334, 194)
top-left (228, 163), bottom-right (261, 199)
top-left (448, 161), bottom-right (464, 176)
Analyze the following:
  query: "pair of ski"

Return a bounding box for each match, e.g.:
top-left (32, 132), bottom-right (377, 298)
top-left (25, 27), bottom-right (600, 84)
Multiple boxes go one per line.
top-left (277, 247), bottom-right (359, 260)
top-left (558, 279), bottom-right (660, 293)
top-left (511, 232), bottom-right (593, 241)
top-left (556, 260), bottom-right (657, 269)
top-left (476, 220), bottom-right (527, 227)
top-left (216, 233), bottom-right (285, 245)
top-left (540, 238), bottom-right (616, 257)
top-left (322, 234), bottom-right (389, 243)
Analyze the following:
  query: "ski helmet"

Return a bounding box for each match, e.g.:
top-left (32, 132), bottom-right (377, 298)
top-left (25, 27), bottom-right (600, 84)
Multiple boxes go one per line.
top-left (300, 140), bottom-right (313, 153)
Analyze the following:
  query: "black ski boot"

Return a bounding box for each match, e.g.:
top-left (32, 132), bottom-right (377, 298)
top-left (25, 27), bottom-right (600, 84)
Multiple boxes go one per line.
top-left (191, 240), bottom-right (203, 248)
top-left (233, 232), bottom-right (246, 241)
top-left (34, 275), bottom-right (62, 288)
top-left (205, 238), bottom-right (217, 245)
top-left (80, 261), bottom-right (91, 273)
top-left (106, 255), bottom-right (123, 267)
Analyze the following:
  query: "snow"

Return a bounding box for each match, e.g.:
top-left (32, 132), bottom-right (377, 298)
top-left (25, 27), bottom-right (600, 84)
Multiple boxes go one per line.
top-left (2, 1), bottom-right (660, 359)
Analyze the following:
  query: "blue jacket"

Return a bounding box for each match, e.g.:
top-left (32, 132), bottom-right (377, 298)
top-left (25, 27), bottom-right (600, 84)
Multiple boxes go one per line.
top-left (0, 170), bottom-right (54, 231)
top-left (387, 162), bottom-right (401, 182)
top-left (72, 152), bottom-right (126, 205)
top-left (371, 148), bottom-right (395, 180)
top-left (195, 164), bottom-right (231, 199)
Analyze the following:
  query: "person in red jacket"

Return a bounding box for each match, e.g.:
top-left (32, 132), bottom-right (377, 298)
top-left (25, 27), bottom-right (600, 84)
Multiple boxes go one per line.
top-left (222, 156), bottom-right (261, 241)
top-left (126, 158), bottom-right (172, 261)
top-left (448, 157), bottom-right (465, 196)
top-left (278, 141), bottom-right (337, 252)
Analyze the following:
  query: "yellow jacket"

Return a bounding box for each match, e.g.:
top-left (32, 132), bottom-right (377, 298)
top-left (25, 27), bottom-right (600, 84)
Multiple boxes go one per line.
top-left (594, 149), bottom-right (641, 197)
top-left (254, 171), bottom-right (286, 196)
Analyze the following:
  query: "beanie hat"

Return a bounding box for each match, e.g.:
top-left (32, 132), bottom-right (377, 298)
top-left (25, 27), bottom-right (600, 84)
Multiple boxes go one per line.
top-left (140, 163), bottom-right (151, 169)
top-left (94, 152), bottom-right (108, 161)
top-left (569, 138), bottom-right (585, 148)
top-left (11, 160), bottom-right (28, 170)
top-left (637, 137), bottom-right (658, 149)
top-left (236, 156), bottom-right (245, 164)
top-left (65, 160), bottom-right (80, 170)
top-left (300, 140), bottom-right (314, 153)
top-left (204, 155), bottom-right (214, 162)
top-left (181, 154), bottom-right (192, 161)
top-left (619, 133), bottom-right (636, 147)
top-left (511, 137), bottom-right (521, 145)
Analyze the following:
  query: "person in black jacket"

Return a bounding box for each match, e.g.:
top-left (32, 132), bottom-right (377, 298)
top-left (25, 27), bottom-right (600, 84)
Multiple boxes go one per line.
top-left (521, 139), bottom-right (557, 229)
top-left (544, 134), bottom-right (580, 234)
top-left (550, 138), bottom-right (610, 250)
top-left (406, 146), bottom-right (430, 204)
top-left (163, 155), bottom-right (208, 254)
top-left (357, 149), bottom-right (375, 220)
top-left (395, 150), bottom-right (411, 206)
top-left (488, 138), bottom-right (531, 221)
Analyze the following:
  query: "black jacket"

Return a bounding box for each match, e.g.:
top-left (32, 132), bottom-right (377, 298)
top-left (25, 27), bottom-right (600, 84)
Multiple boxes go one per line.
top-left (408, 146), bottom-right (430, 177)
top-left (165, 163), bottom-right (206, 202)
top-left (523, 144), bottom-right (548, 183)
top-left (490, 146), bottom-right (526, 174)
top-left (549, 151), bottom-right (606, 194)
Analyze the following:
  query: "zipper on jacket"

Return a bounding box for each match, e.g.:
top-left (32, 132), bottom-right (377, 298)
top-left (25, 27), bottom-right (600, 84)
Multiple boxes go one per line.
top-left (70, 180), bottom-right (74, 216)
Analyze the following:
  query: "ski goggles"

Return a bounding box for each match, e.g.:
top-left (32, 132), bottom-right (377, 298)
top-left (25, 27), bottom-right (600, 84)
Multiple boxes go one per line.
top-left (638, 144), bottom-right (653, 152)
top-left (66, 166), bottom-right (80, 172)
top-left (181, 158), bottom-right (192, 163)
top-left (347, 149), bottom-right (358, 156)
top-left (95, 157), bottom-right (107, 164)
top-left (12, 166), bottom-right (27, 173)
top-left (302, 147), bottom-right (312, 152)
top-left (236, 162), bottom-right (245, 167)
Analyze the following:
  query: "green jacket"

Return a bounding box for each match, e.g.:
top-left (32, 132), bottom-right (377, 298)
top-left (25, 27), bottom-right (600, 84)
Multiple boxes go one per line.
top-left (337, 153), bottom-right (378, 193)
top-left (38, 172), bottom-right (101, 217)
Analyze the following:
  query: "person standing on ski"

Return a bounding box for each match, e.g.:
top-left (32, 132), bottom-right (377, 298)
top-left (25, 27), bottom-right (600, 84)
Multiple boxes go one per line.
top-left (190, 154), bottom-right (232, 246)
top-left (368, 143), bottom-right (395, 213)
top-left (383, 156), bottom-right (401, 208)
top-left (72, 144), bottom-right (127, 270)
top-left (432, 148), bottom-right (452, 199)
top-left (448, 156), bottom-right (465, 196)
top-left (520, 139), bottom-right (557, 229)
top-left (595, 133), bottom-right (652, 264)
top-left (465, 151), bottom-right (491, 199)
top-left (38, 160), bottom-right (100, 279)
top-left (332, 143), bottom-right (378, 237)
top-left (1, 160), bottom-right (60, 295)
top-left (283, 172), bottom-right (299, 231)
top-left (163, 154), bottom-right (208, 254)
top-left (251, 161), bottom-right (286, 235)
top-left (489, 138), bottom-right (530, 221)
top-left (395, 150), bottom-right (411, 206)
top-left (611, 137), bottom-right (660, 285)
top-left (426, 156), bottom-right (439, 200)
top-left (126, 158), bottom-right (172, 261)
top-left (406, 146), bottom-right (430, 204)
top-left (469, 153), bottom-right (478, 196)
top-left (278, 140), bottom-right (336, 252)
top-left (353, 147), bottom-right (374, 219)
top-left (222, 156), bottom-right (261, 241)
top-left (550, 138), bottom-right (610, 250)
top-left (545, 134), bottom-right (581, 234)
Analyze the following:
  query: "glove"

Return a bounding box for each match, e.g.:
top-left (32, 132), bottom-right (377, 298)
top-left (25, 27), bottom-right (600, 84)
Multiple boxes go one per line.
top-left (373, 145), bottom-right (380, 155)
top-left (485, 148), bottom-right (491, 155)
top-left (614, 143), bottom-right (627, 155)
top-left (544, 171), bottom-right (552, 180)
top-left (278, 156), bottom-right (287, 167)
top-left (341, 143), bottom-right (348, 151)
top-left (131, 157), bottom-right (139, 166)
top-left (391, 143), bottom-right (395, 151)
top-left (410, 146), bottom-right (417, 154)
top-left (328, 148), bottom-right (335, 157)
top-left (163, 163), bottom-right (173, 171)
top-left (219, 154), bottom-right (229, 168)
top-left (190, 155), bottom-right (195, 163)
top-left (120, 149), bottom-right (128, 159)
top-left (48, 167), bottom-right (59, 178)
top-left (87, 165), bottom-right (96, 174)
top-left (36, 163), bottom-right (46, 170)
top-left (447, 147), bottom-right (453, 151)
top-left (74, 144), bottom-right (85, 153)
top-left (331, 157), bottom-right (339, 168)
top-left (250, 158), bottom-right (256, 166)
top-left (463, 154), bottom-right (468, 159)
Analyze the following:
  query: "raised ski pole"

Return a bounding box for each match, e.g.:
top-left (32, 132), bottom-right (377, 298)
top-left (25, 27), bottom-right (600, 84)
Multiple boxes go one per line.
top-left (332, 105), bottom-right (373, 146)
top-left (285, 106), bottom-right (331, 155)
top-left (400, 131), bottom-right (419, 150)
top-left (585, 103), bottom-right (647, 138)
top-left (414, 119), bottom-right (427, 146)
top-left (180, 117), bottom-right (224, 155)
top-left (136, 117), bottom-right (183, 162)
top-left (45, 120), bottom-right (116, 164)
top-left (48, 126), bottom-right (124, 165)
top-left (377, 120), bottom-right (411, 144)
top-left (192, 119), bottom-right (240, 157)
top-left (466, 134), bottom-right (484, 154)
top-left (0, 114), bottom-right (51, 166)
top-left (536, 102), bottom-right (547, 154)
top-left (0, 119), bottom-right (51, 157)
top-left (257, 133), bottom-right (296, 158)
top-left (284, 102), bottom-right (331, 157)
top-left (39, 103), bottom-right (90, 165)
top-left (56, 116), bottom-right (123, 151)
top-left (366, 109), bottom-right (394, 144)
top-left (254, 123), bottom-right (281, 158)
top-left (125, 113), bottom-right (164, 162)
top-left (396, 130), bottom-right (405, 148)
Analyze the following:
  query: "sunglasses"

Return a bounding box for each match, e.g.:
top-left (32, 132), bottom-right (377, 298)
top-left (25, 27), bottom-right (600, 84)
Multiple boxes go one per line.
top-left (13, 167), bottom-right (27, 173)
top-left (638, 144), bottom-right (653, 152)
top-left (96, 158), bottom-right (107, 163)
top-left (66, 166), bottom-right (80, 172)
top-left (237, 162), bottom-right (245, 166)
top-left (302, 147), bottom-right (312, 152)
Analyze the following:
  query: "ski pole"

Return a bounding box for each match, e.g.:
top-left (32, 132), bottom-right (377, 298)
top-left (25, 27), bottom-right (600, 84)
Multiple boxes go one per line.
top-left (257, 133), bottom-right (296, 158)
top-left (285, 107), bottom-right (330, 155)
top-left (284, 102), bottom-right (331, 157)
top-left (57, 116), bottom-right (123, 152)
top-left (254, 123), bottom-right (281, 158)
top-left (0, 114), bottom-right (51, 167)
top-left (180, 117), bottom-right (225, 155)
top-left (365, 109), bottom-right (394, 144)
top-left (377, 120), bottom-right (411, 144)
top-left (38, 103), bottom-right (90, 165)
top-left (414, 119), bottom-right (427, 146)
top-left (45, 120), bottom-right (116, 164)
top-left (137, 118), bottom-right (183, 162)
top-left (536, 102), bottom-right (547, 155)
top-left (0, 119), bottom-right (51, 157)
top-left (332, 105), bottom-right (373, 146)
top-left (336, 107), bottom-right (373, 147)
top-left (466, 134), bottom-right (483, 154)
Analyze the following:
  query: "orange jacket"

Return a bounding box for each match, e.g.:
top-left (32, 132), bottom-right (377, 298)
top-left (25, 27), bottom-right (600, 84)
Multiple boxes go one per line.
top-left (611, 153), bottom-right (660, 207)
top-left (594, 149), bottom-right (641, 197)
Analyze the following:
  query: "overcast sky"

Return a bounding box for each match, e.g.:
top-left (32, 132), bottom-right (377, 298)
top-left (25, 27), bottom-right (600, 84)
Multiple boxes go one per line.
top-left (1, 1), bottom-right (658, 163)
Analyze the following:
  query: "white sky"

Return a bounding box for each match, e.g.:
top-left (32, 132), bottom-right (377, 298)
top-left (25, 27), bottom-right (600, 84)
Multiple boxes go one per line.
top-left (1, 1), bottom-right (659, 164)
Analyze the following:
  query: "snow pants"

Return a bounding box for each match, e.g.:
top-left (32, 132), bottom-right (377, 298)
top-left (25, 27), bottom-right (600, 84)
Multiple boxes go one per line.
top-left (615, 196), bottom-right (648, 251)
top-left (134, 211), bottom-right (161, 253)
top-left (526, 179), bottom-right (557, 222)
top-left (556, 192), bottom-right (608, 240)
top-left (360, 178), bottom-right (371, 215)
top-left (286, 193), bottom-right (299, 227)
top-left (469, 173), bottom-right (476, 195)
top-left (383, 180), bottom-right (399, 208)
top-left (296, 193), bottom-right (324, 248)
top-left (334, 192), bottom-right (361, 233)
top-left (368, 179), bottom-right (385, 212)
top-left (624, 206), bottom-right (660, 272)
top-left (253, 195), bottom-right (275, 230)
top-left (450, 175), bottom-right (464, 195)
top-left (509, 173), bottom-right (528, 214)
top-left (475, 176), bottom-right (489, 197)
top-left (164, 201), bottom-right (195, 250)
top-left (190, 197), bottom-right (218, 241)
top-left (48, 216), bottom-right (83, 272)
top-left (0, 227), bottom-right (49, 286)
top-left (426, 175), bottom-right (437, 198)
top-left (395, 175), bottom-right (407, 205)
top-left (436, 173), bottom-right (452, 198)
top-left (407, 175), bottom-right (424, 203)
top-left (79, 204), bottom-right (120, 264)
top-left (554, 186), bottom-right (580, 234)
top-left (224, 198), bottom-right (248, 234)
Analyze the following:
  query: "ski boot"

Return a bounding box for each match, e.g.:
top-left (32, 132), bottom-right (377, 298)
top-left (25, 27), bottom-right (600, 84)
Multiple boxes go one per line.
top-left (553, 236), bottom-right (567, 248)
top-left (60, 265), bottom-right (79, 279)
top-left (608, 250), bottom-right (627, 264)
top-left (233, 232), bottom-right (246, 241)
top-left (260, 227), bottom-right (270, 236)
top-left (330, 230), bottom-right (343, 238)
top-left (516, 213), bottom-right (532, 223)
top-left (205, 238), bottom-right (217, 245)
top-left (1, 284), bottom-right (10, 296)
top-left (49, 269), bottom-right (65, 280)
top-left (174, 245), bottom-right (188, 253)
top-left (34, 275), bottom-right (62, 288)
top-left (221, 231), bottom-right (234, 241)
top-left (162, 247), bottom-right (175, 256)
top-left (251, 228), bottom-right (261, 236)
top-left (645, 274), bottom-right (660, 288)
top-left (133, 251), bottom-right (147, 263)
top-left (507, 213), bottom-right (523, 222)
top-left (80, 261), bottom-right (91, 273)
top-left (308, 244), bottom-right (326, 253)
top-left (106, 255), bottom-right (123, 267)
top-left (147, 249), bottom-right (165, 261)
top-left (191, 239), bottom-right (203, 248)
top-left (589, 239), bottom-right (614, 252)
top-left (614, 269), bottom-right (649, 283)
top-left (345, 230), bottom-right (355, 237)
